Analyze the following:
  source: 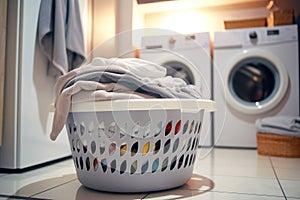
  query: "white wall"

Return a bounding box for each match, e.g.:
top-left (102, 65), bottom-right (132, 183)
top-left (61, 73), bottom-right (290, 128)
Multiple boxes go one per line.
top-left (133, 1), bottom-right (269, 47)
top-left (87, 0), bottom-right (135, 59)
top-left (87, 0), bottom-right (117, 59)
top-left (87, 0), bottom-right (299, 57)
top-left (143, 7), bottom-right (268, 35)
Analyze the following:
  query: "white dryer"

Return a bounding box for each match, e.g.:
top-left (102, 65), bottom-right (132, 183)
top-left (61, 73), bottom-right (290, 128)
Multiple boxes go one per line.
top-left (140, 32), bottom-right (213, 148)
top-left (213, 25), bottom-right (299, 148)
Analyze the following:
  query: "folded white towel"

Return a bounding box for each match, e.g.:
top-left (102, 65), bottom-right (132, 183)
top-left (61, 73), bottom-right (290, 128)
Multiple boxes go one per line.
top-left (255, 116), bottom-right (300, 137)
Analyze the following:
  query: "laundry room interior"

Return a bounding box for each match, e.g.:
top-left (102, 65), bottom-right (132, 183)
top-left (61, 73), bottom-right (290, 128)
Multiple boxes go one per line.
top-left (0, 0), bottom-right (300, 199)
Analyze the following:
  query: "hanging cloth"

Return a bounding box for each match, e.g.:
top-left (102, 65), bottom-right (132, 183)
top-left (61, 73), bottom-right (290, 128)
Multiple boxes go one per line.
top-left (38, 0), bottom-right (86, 76)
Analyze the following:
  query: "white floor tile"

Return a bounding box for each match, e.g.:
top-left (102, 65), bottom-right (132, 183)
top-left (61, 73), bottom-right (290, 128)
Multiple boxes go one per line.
top-left (206, 174), bottom-right (283, 196)
top-left (271, 157), bottom-right (300, 181)
top-left (194, 148), bottom-right (275, 178)
top-left (271, 157), bottom-right (300, 170)
top-left (279, 179), bottom-right (300, 198)
top-left (275, 168), bottom-right (300, 180)
top-left (197, 149), bottom-right (271, 168)
top-left (193, 160), bottom-right (275, 179)
top-left (33, 179), bottom-right (147, 200)
top-left (0, 158), bottom-right (76, 196)
top-left (33, 173), bottom-right (212, 200)
top-left (145, 191), bottom-right (285, 200)
top-left (173, 174), bottom-right (214, 192)
top-left (0, 149), bottom-right (293, 200)
top-left (205, 148), bottom-right (267, 160)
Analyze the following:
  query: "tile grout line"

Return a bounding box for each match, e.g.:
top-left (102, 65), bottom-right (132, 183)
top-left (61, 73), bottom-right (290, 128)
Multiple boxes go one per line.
top-left (141, 193), bottom-right (150, 199)
top-left (269, 156), bottom-right (287, 200)
top-left (206, 190), bottom-right (287, 198)
top-left (0, 193), bottom-right (51, 200)
top-left (29, 177), bottom-right (78, 198)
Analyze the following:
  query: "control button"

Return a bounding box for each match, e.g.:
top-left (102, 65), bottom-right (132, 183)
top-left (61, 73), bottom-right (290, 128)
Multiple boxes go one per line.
top-left (249, 31), bottom-right (257, 39)
top-left (169, 37), bottom-right (176, 45)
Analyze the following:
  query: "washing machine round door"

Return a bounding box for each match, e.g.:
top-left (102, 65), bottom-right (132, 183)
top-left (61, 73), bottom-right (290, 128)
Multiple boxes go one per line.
top-left (224, 50), bottom-right (288, 114)
top-left (158, 55), bottom-right (201, 88)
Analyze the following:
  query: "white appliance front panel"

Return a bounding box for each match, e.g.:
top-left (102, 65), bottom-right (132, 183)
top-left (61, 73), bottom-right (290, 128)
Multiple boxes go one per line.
top-left (213, 28), bottom-right (299, 148)
top-left (0, 0), bottom-right (71, 169)
top-left (18, 0), bottom-right (70, 169)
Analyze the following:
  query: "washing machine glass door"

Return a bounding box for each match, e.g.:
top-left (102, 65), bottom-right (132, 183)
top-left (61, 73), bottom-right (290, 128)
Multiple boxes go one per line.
top-left (163, 61), bottom-right (194, 85)
top-left (158, 55), bottom-right (201, 88)
top-left (225, 50), bottom-right (288, 114)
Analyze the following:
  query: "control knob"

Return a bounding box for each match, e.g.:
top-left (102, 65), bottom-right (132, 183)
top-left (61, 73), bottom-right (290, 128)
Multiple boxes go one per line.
top-left (249, 31), bottom-right (257, 39)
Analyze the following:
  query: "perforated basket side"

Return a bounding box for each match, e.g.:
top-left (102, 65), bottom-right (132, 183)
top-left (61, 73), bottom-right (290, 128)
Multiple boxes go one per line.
top-left (66, 108), bottom-right (205, 192)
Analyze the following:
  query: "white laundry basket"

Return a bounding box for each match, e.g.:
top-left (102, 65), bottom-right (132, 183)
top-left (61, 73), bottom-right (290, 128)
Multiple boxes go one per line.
top-left (66, 99), bottom-right (215, 193)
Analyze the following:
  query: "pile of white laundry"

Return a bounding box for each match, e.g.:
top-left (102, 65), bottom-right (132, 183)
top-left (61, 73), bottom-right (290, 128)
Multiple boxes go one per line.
top-left (50, 57), bottom-right (202, 140)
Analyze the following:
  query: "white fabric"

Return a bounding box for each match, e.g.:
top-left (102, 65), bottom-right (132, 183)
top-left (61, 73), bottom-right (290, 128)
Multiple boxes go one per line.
top-left (90, 57), bottom-right (167, 79)
top-left (38, 0), bottom-right (86, 75)
top-left (255, 116), bottom-right (300, 137)
top-left (54, 57), bottom-right (167, 98)
top-left (50, 57), bottom-right (202, 141)
top-left (145, 76), bottom-right (187, 88)
top-left (142, 76), bottom-right (202, 99)
top-left (50, 81), bottom-right (152, 141)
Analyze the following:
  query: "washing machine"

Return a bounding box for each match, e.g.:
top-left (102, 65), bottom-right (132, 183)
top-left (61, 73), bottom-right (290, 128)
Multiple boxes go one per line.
top-left (213, 25), bottom-right (299, 148)
top-left (140, 32), bottom-right (213, 148)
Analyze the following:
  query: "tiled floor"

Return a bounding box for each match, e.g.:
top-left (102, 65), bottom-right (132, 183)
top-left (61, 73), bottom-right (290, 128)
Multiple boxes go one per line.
top-left (0, 148), bottom-right (299, 200)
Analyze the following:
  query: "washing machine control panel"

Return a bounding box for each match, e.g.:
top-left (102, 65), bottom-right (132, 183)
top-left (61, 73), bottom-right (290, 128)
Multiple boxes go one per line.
top-left (247, 25), bottom-right (298, 45)
top-left (214, 25), bottom-right (298, 49)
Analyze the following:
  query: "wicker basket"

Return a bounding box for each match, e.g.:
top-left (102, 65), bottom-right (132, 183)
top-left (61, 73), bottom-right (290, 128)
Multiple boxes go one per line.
top-left (224, 18), bottom-right (267, 29)
top-left (256, 132), bottom-right (300, 158)
top-left (66, 99), bottom-right (215, 192)
top-left (268, 9), bottom-right (294, 27)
